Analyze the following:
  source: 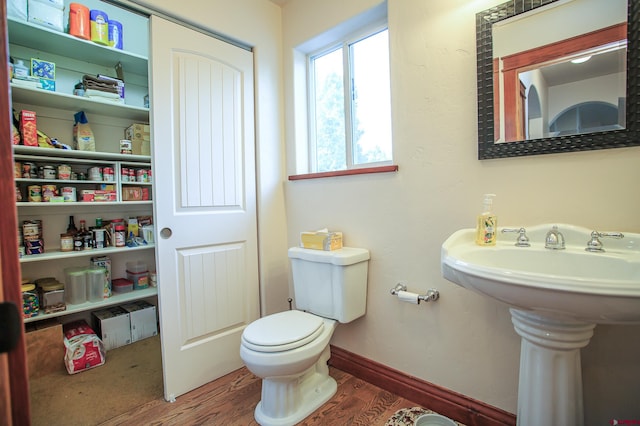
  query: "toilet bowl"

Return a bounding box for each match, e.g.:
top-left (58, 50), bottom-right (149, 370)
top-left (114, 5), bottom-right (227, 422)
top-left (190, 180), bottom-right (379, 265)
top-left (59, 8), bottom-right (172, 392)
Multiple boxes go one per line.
top-left (240, 246), bottom-right (370, 426)
top-left (240, 310), bottom-right (338, 426)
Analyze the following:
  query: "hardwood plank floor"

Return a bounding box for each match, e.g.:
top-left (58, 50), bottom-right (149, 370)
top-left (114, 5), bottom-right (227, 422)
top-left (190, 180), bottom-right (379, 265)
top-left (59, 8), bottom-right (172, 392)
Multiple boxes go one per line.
top-left (100, 366), bottom-right (419, 425)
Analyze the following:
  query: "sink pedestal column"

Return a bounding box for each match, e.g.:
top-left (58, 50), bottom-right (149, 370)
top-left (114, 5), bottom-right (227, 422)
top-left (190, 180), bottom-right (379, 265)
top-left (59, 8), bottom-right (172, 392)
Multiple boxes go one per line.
top-left (510, 309), bottom-right (595, 426)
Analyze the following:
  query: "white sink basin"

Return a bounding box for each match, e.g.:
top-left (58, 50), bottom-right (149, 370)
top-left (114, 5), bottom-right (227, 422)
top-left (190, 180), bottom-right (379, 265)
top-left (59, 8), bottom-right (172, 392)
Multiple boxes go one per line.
top-left (441, 223), bottom-right (640, 324)
top-left (441, 223), bottom-right (640, 425)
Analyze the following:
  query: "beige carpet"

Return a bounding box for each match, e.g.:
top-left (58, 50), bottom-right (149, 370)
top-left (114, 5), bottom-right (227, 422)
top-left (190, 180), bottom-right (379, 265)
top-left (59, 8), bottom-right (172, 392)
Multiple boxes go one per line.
top-left (29, 335), bottom-right (163, 426)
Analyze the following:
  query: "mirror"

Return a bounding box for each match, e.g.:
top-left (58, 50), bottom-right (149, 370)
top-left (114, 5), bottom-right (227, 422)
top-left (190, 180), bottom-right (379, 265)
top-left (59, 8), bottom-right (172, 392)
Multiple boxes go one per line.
top-left (476, 0), bottom-right (639, 159)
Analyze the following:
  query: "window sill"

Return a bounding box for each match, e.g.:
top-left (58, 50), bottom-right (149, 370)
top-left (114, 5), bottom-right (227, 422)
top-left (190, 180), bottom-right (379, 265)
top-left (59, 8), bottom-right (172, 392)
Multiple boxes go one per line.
top-left (288, 165), bottom-right (398, 181)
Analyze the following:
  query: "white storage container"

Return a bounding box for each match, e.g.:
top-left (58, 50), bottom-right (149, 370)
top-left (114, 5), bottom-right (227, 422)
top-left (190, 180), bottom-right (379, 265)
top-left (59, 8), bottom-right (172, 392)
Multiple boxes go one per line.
top-left (28, 0), bottom-right (64, 32)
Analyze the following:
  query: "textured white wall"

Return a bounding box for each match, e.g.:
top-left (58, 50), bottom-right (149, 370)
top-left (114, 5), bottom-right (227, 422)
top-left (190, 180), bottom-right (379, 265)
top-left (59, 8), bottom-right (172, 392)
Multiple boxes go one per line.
top-left (281, 0), bottom-right (640, 422)
top-left (128, 0), bottom-right (640, 422)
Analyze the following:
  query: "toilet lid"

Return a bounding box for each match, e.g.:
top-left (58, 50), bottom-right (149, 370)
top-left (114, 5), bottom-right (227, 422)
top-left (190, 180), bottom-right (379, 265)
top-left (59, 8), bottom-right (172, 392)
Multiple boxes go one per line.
top-left (242, 310), bottom-right (324, 352)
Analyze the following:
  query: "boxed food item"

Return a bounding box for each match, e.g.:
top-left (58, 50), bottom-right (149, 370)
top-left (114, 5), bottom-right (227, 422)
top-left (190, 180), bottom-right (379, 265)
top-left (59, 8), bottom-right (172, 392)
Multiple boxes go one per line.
top-left (121, 301), bottom-right (157, 342)
top-left (28, 0), bottom-right (64, 32)
top-left (300, 230), bottom-right (343, 251)
top-left (20, 110), bottom-right (37, 147)
top-left (90, 256), bottom-right (112, 298)
top-left (63, 320), bottom-right (106, 374)
top-left (125, 124), bottom-right (151, 156)
top-left (122, 186), bottom-right (143, 201)
top-left (30, 58), bottom-right (55, 80)
top-left (93, 306), bottom-right (131, 351)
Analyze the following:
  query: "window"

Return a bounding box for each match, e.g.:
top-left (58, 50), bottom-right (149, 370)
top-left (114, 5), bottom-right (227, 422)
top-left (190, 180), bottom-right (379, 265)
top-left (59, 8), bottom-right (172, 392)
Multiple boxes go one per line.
top-left (308, 26), bottom-right (392, 173)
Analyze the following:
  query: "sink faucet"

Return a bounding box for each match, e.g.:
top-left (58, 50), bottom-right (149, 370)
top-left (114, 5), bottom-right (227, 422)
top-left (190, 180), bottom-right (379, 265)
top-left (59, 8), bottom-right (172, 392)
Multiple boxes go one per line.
top-left (585, 231), bottom-right (624, 252)
top-left (545, 225), bottom-right (565, 250)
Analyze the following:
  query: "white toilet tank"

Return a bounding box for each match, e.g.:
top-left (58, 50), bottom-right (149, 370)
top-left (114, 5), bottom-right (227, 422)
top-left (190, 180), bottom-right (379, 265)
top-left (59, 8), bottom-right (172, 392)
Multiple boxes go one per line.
top-left (288, 247), bottom-right (370, 323)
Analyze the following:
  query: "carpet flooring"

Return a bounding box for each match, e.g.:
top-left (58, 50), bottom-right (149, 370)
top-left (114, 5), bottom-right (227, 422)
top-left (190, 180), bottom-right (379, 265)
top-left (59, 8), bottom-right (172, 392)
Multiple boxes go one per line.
top-left (29, 335), bottom-right (163, 426)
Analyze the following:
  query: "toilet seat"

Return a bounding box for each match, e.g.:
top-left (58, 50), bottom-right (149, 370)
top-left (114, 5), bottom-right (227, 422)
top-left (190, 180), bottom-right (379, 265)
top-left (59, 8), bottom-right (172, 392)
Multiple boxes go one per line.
top-left (242, 310), bottom-right (325, 353)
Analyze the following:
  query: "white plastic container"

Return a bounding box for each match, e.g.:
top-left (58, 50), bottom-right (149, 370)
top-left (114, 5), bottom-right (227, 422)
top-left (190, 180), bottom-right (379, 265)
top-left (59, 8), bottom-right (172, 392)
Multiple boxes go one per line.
top-left (28, 0), bottom-right (64, 32)
top-left (86, 267), bottom-right (106, 302)
top-left (64, 267), bottom-right (87, 305)
top-left (126, 261), bottom-right (149, 290)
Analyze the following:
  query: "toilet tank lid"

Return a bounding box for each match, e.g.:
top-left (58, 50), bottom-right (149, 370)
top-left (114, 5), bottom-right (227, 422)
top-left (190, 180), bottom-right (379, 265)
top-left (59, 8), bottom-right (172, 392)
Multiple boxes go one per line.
top-left (288, 247), bottom-right (370, 265)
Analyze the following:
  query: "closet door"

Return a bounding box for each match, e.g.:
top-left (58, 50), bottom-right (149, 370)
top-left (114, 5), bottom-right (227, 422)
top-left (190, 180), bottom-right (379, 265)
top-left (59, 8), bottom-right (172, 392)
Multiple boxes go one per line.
top-left (150, 16), bottom-right (259, 401)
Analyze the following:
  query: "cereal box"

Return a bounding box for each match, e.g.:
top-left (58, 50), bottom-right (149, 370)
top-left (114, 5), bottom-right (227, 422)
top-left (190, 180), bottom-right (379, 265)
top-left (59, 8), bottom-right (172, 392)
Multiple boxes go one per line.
top-left (20, 110), bottom-right (37, 146)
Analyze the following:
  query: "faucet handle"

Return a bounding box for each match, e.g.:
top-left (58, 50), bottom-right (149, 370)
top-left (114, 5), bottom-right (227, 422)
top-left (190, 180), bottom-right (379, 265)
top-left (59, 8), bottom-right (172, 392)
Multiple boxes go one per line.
top-left (585, 231), bottom-right (624, 253)
top-left (501, 227), bottom-right (530, 247)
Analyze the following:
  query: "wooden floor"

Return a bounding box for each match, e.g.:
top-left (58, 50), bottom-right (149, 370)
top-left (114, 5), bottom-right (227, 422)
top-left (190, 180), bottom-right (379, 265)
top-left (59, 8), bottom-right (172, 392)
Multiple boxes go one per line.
top-left (100, 366), bottom-right (418, 425)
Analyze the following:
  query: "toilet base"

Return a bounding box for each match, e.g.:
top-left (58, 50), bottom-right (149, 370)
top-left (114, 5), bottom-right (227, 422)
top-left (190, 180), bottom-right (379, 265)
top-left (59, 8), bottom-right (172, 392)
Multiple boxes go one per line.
top-left (254, 346), bottom-right (336, 426)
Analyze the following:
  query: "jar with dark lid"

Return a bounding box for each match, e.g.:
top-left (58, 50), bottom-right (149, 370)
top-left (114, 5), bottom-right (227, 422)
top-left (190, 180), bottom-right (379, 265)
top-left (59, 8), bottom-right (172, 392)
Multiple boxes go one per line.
top-left (21, 283), bottom-right (39, 318)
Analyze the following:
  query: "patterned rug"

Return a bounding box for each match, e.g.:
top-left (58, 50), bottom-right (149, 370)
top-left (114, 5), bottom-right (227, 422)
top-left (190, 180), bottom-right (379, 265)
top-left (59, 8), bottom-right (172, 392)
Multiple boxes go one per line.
top-left (385, 406), bottom-right (465, 426)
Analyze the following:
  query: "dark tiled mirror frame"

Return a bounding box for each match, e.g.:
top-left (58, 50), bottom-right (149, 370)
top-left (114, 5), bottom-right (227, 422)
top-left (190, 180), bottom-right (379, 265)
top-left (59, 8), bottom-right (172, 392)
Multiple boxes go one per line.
top-left (476, 0), bottom-right (640, 159)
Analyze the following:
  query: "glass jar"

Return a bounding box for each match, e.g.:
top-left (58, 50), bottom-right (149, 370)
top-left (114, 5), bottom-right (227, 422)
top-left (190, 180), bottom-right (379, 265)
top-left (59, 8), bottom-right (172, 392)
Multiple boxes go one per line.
top-left (21, 283), bottom-right (39, 318)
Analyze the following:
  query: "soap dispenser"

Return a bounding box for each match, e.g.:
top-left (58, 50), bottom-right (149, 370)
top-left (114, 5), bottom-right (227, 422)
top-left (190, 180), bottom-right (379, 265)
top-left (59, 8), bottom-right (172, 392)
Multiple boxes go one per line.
top-left (475, 194), bottom-right (497, 246)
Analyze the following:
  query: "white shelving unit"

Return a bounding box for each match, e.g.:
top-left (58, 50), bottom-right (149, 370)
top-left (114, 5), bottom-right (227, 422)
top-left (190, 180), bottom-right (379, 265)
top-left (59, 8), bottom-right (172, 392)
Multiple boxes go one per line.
top-left (10, 12), bottom-right (156, 324)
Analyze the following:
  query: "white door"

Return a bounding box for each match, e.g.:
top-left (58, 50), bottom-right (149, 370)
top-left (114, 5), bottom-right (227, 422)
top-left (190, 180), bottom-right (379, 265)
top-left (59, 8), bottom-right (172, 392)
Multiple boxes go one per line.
top-left (149, 16), bottom-right (260, 402)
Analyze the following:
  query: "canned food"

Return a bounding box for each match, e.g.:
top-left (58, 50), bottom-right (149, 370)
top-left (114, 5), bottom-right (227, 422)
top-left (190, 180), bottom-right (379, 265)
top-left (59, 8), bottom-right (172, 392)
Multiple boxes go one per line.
top-left (88, 167), bottom-right (103, 181)
top-left (28, 185), bottom-right (42, 202)
top-left (42, 184), bottom-right (57, 202)
top-left (43, 165), bottom-right (56, 179)
top-left (22, 162), bottom-right (36, 178)
top-left (16, 185), bottom-right (22, 202)
top-left (58, 164), bottom-right (71, 180)
top-left (103, 167), bottom-right (114, 182)
top-left (62, 187), bottom-right (77, 202)
top-left (121, 168), bottom-right (129, 182)
top-left (136, 169), bottom-right (148, 182)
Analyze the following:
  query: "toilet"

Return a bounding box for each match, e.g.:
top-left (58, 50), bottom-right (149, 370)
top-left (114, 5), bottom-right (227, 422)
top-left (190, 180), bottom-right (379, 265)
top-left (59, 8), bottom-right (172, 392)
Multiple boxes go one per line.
top-left (240, 246), bottom-right (370, 426)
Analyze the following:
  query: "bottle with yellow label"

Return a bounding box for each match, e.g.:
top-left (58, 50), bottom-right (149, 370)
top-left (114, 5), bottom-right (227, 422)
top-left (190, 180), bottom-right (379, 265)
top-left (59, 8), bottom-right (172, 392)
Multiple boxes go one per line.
top-left (475, 194), bottom-right (497, 246)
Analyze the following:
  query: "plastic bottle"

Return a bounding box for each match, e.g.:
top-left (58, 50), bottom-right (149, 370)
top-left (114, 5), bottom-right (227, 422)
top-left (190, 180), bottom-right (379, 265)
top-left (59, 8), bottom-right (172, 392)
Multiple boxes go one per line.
top-left (14, 60), bottom-right (28, 78)
top-left (475, 194), bottom-right (497, 246)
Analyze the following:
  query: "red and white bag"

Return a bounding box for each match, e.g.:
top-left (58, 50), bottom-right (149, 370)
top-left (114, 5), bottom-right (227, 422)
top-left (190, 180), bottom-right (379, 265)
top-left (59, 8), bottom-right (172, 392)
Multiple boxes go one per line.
top-left (63, 320), bottom-right (106, 374)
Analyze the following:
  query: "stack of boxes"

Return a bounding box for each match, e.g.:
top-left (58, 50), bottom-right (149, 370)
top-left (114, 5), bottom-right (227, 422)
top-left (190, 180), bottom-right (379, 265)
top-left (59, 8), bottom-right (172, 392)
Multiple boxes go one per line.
top-left (92, 300), bottom-right (157, 351)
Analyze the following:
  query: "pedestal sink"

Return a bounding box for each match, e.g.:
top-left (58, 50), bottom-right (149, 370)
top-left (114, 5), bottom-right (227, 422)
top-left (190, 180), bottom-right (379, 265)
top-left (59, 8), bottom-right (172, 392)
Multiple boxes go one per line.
top-left (441, 224), bottom-right (640, 426)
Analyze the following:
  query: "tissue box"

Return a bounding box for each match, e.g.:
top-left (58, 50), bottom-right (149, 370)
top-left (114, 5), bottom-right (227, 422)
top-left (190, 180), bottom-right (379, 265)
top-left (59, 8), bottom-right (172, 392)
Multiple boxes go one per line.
top-left (300, 231), bottom-right (343, 251)
top-left (30, 58), bottom-right (55, 80)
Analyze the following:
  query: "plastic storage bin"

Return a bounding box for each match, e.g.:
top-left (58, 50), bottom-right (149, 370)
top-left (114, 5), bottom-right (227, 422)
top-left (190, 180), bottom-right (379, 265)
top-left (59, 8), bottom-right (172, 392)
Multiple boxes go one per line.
top-left (86, 267), bottom-right (106, 302)
top-left (64, 267), bottom-right (87, 305)
top-left (126, 261), bottom-right (149, 290)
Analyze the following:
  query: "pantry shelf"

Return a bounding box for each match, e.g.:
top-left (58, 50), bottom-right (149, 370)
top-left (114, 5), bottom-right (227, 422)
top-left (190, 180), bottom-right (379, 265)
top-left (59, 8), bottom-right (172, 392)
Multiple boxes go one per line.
top-left (19, 243), bottom-right (155, 263)
top-left (17, 201), bottom-right (153, 207)
top-left (13, 146), bottom-right (151, 163)
top-left (7, 17), bottom-right (148, 75)
top-left (10, 84), bottom-right (150, 122)
top-left (23, 286), bottom-right (158, 324)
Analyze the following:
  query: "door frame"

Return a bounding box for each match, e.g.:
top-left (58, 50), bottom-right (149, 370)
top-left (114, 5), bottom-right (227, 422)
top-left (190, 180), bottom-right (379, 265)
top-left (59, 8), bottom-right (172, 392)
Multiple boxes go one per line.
top-left (0, 2), bottom-right (31, 424)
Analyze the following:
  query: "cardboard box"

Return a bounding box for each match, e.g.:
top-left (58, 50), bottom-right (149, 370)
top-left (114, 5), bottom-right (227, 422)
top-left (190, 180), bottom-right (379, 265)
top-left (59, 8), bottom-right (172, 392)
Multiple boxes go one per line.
top-left (121, 301), bottom-right (158, 342)
top-left (125, 124), bottom-right (151, 155)
top-left (131, 139), bottom-right (151, 156)
top-left (30, 58), bottom-right (55, 80)
top-left (300, 231), bottom-right (343, 251)
top-left (122, 186), bottom-right (143, 201)
top-left (20, 110), bottom-right (37, 146)
top-left (28, 0), bottom-right (64, 32)
top-left (92, 306), bottom-right (131, 351)
top-left (25, 319), bottom-right (64, 378)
